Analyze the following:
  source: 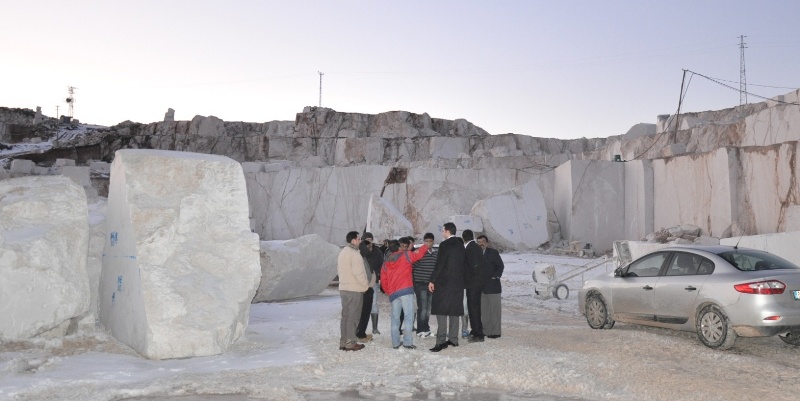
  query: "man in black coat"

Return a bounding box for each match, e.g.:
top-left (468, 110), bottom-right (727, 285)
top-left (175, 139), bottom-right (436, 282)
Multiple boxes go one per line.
top-left (462, 229), bottom-right (486, 342)
top-left (428, 222), bottom-right (465, 352)
top-left (478, 234), bottom-right (504, 338)
top-left (357, 232), bottom-right (384, 339)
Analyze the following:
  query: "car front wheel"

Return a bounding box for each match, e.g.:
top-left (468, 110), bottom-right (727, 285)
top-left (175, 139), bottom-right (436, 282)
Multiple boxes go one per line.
top-left (585, 294), bottom-right (615, 329)
top-left (779, 331), bottom-right (800, 346)
top-left (697, 305), bottom-right (737, 350)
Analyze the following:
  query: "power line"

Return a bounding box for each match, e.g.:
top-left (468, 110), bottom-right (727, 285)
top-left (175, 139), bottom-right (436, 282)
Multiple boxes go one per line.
top-left (687, 70), bottom-right (800, 105)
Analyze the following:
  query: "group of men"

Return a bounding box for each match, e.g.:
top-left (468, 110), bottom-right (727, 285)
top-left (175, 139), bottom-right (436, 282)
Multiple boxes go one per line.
top-left (337, 222), bottom-right (505, 352)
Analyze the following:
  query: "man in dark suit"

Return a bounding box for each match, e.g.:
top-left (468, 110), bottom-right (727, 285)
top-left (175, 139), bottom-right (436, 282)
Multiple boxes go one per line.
top-left (462, 229), bottom-right (486, 342)
top-left (478, 235), bottom-right (504, 338)
top-left (428, 222), bottom-right (465, 352)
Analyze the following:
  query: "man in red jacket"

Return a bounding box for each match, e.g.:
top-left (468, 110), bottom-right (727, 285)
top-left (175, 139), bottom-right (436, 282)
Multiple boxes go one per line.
top-left (381, 239), bottom-right (429, 349)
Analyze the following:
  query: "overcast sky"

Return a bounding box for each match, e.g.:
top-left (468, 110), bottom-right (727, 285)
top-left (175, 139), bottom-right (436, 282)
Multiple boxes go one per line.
top-left (2, 1), bottom-right (798, 139)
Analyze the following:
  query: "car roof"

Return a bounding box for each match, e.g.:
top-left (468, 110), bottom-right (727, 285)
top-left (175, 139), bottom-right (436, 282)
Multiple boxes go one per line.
top-left (647, 244), bottom-right (768, 255)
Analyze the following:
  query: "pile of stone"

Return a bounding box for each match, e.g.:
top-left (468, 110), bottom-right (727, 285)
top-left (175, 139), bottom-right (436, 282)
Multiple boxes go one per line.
top-left (643, 224), bottom-right (719, 246)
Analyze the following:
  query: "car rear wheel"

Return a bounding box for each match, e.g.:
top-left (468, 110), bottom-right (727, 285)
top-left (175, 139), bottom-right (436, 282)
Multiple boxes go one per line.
top-left (585, 294), bottom-right (615, 329)
top-left (779, 331), bottom-right (800, 346)
top-left (697, 305), bottom-right (737, 350)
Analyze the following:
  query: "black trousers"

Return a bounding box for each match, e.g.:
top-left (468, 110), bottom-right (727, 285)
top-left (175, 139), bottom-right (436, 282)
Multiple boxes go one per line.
top-left (356, 287), bottom-right (374, 338)
top-left (466, 287), bottom-right (484, 337)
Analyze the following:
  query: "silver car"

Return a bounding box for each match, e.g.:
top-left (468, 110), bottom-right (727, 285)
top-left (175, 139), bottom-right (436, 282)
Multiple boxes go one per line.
top-left (578, 245), bottom-right (800, 349)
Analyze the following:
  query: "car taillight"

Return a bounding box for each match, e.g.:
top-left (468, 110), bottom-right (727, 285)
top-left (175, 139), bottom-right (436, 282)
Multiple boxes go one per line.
top-left (734, 280), bottom-right (786, 295)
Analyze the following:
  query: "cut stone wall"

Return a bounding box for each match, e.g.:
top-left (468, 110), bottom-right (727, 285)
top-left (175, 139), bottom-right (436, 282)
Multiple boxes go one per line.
top-left (554, 160), bottom-right (625, 252)
top-left (99, 149), bottom-right (261, 360)
top-left (471, 180), bottom-right (549, 251)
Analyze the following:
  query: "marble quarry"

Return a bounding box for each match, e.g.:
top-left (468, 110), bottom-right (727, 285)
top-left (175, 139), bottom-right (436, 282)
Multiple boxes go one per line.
top-left (0, 176), bottom-right (90, 340)
top-left (366, 194), bottom-right (414, 241)
top-left (471, 180), bottom-right (549, 251)
top-left (99, 149), bottom-right (261, 360)
top-left (253, 234), bottom-right (340, 302)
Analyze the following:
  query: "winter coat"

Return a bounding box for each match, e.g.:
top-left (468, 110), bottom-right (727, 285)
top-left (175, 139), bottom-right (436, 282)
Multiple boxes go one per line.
top-left (359, 242), bottom-right (384, 280)
top-left (429, 236), bottom-right (466, 316)
top-left (481, 247), bottom-right (504, 294)
top-left (381, 244), bottom-right (429, 301)
top-left (463, 240), bottom-right (486, 289)
top-left (337, 245), bottom-right (369, 293)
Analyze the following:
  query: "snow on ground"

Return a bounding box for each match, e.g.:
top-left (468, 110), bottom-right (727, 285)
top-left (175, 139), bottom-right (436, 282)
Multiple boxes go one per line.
top-left (2, 253), bottom-right (800, 401)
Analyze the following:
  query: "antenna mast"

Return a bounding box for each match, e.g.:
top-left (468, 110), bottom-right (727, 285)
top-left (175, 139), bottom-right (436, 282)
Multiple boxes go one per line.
top-left (318, 71), bottom-right (324, 107)
top-left (739, 35), bottom-right (747, 105)
top-left (66, 86), bottom-right (77, 117)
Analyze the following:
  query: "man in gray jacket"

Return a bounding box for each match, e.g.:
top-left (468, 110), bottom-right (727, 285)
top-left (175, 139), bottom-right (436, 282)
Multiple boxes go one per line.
top-left (338, 231), bottom-right (369, 351)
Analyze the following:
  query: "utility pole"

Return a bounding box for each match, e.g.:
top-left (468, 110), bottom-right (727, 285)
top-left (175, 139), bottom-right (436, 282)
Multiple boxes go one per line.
top-left (673, 69), bottom-right (687, 137)
top-left (318, 71), bottom-right (324, 107)
top-left (56, 105), bottom-right (60, 119)
top-left (739, 35), bottom-right (747, 105)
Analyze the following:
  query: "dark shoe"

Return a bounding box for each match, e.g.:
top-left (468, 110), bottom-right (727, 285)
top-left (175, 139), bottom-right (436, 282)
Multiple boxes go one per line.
top-left (343, 343), bottom-right (365, 351)
top-left (445, 340), bottom-right (459, 347)
top-left (392, 345), bottom-right (401, 349)
top-left (487, 335), bottom-right (501, 339)
top-left (339, 346), bottom-right (346, 350)
top-left (429, 343), bottom-right (448, 352)
top-left (357, 334), bottom-right (373, 343)
top-left (468, 335), bottom-right (485, 343)
top-left (403, 345), bottom-right (417, 349)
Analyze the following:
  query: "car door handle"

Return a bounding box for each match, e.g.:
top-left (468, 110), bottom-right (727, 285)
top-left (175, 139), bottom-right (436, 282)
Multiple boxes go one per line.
top-left (684, 286), bottom-right (697, 291)
top-left (642, 285), bottom-right (653, 290)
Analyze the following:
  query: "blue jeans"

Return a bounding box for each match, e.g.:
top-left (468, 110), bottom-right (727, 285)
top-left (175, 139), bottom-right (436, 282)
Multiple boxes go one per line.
top-left (391, 294), bottom-right (415, 347)
top-left (414, 282), bottom-right (432, 332)
top-left (371, 281), bottom-right (380, 314)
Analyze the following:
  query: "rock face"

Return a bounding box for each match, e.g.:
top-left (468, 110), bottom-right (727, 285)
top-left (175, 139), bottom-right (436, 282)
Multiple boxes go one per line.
top-left (366, 194), bottom-right (413, 241)
top-left (0, 176), bottom-right (89, 340)
top-left (99, 149), bottom-right (261, 360)
top-left (471, 180), bottom-right (549, 251)
top-left (253, 234), bottom-right (339, 302)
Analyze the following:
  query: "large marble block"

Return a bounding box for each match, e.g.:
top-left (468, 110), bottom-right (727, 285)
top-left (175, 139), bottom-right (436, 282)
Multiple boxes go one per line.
top-left (366, 194), bottom-right (413, 241)
top-left (554, 160), bottom-right (625, 252)
top-left (652, 148), bottom-right (737, 238)
top-left (0, 176), bottom-right (90, 340)
top-left (471, 180), bottom-right (548, 251)
top-left (743, 102), bottom-right (800, 147)
top-left (10, 159), bottom-right (34, 175)
top-left (429, 137), bottom-right (469, 159)
top-left (448, 215), bottom-right (483, 233)
top-left (99, 149), bottom-right (261, 360)
top-left (253, 234), bottom-right (339, 302)
top-left (623, 160), bottom-right (653, 240)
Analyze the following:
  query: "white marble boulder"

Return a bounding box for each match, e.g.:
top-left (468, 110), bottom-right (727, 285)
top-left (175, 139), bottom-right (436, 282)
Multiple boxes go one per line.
top-left (366, 194), bottom-right (413, 241)
top-left (448, 215), bottom-right (484, 233)
top-left (253, 234), bottom-right (339, 302)
top-left (471, 180), bottom-right (549, 251)
top-left (0, 176), bottom-right (90, 340)
top-left (99, 149), bottom-right (261, 360)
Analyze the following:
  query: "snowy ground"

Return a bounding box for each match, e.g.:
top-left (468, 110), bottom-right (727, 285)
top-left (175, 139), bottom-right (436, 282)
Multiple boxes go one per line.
top-left (2, 253), bottom-right (800, 401)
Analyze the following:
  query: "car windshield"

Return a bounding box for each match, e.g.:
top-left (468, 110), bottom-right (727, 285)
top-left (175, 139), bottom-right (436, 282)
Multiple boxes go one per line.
top-left (716, 249), bottom-right (800, 271)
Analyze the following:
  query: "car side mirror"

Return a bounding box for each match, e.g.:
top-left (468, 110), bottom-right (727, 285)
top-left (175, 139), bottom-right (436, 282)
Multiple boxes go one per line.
top-left (614, 267), bottom-right (623, 277)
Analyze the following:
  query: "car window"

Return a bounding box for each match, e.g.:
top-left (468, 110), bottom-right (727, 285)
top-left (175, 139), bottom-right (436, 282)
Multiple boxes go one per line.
top-left (717, 249), bottom-right (800, 271)
top-left (697, 259), bottom-right (715, 275)
top-left (665, 252), bottom-right (701, 276)
top-left (626, 252), bottom-right (667, 277)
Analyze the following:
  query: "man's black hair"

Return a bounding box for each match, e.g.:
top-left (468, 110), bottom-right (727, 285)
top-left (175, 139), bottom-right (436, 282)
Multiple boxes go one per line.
top-left (443, 222), bottom-right (456, 236)
top-left (345, 231), bottom-right (359, 244)
top-left (462, 229), bottom-right (474, 242)
top-left (388, 239), bottom-right (400, 253)
top-left (399, 237), bottom-right (411, 245)
top-left (477, 234), bottom-right (488, 242)
top-left (423, 232), bottom-right (435, 240)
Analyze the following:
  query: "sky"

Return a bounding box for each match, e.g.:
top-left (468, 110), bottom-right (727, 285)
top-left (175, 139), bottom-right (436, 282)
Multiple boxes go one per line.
top-left (2, 1), bottom-right (799, 139)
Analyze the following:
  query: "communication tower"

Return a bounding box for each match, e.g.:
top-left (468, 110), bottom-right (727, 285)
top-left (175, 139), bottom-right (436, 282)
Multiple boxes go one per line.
top-left (739, 35), bottom-right (747, 105)
top-left (66, 86), bottom-right (77, 117)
